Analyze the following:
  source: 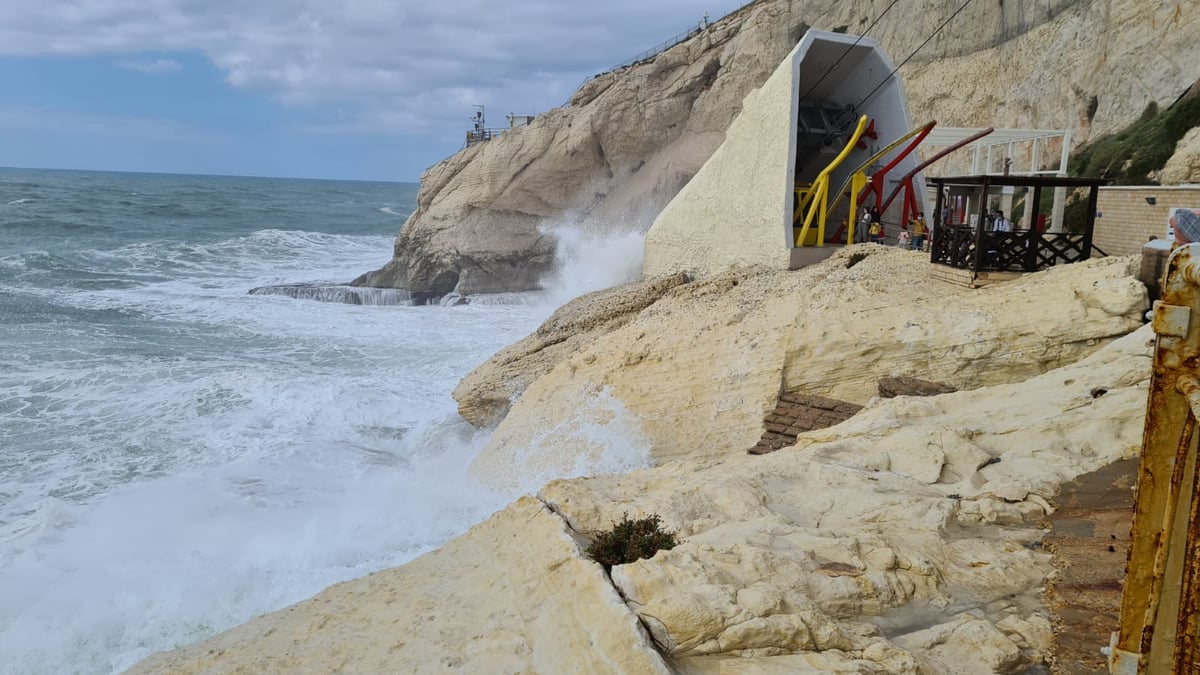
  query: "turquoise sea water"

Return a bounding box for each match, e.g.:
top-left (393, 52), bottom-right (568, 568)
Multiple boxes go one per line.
top-left (0, 168), bottom-right (648, 673)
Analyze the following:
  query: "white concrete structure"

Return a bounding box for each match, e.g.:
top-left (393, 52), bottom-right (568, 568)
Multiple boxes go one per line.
top-left (644, 30), bottom-right (921, 278)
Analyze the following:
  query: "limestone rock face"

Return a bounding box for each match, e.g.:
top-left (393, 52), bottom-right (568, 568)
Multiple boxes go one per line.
top-left (353, 3), bottom-right (811, 297)
top-left (356, 0), bottom-right (1200, 296)
top-left (538, 325), bottom-right (1153, 671)
top-left (128, 496), bottom-right (671, 675)
top-left (1162, 126), bottom-right (1200, 185)
top-left (467, 249), bottom-right (1145, 487)
top-left (453, 272), bottom-right (689, 427)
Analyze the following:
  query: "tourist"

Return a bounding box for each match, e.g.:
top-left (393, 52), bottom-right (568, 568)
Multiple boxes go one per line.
top-left (869, 206), bottom-right (883, 243)
top-left (856, 206), bottom-right (871, 244)
top-left (911, 211), bottom-right (928, 252)
top-left (897, 225), bottom-right (911, 250)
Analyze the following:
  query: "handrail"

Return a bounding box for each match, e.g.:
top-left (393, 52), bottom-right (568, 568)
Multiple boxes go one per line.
top-left (825, 121), bottom-right (937, 219)
top-left (794, 115), bottom-right (869, 248)
top-left (571, 8), bottom-right (739, 99)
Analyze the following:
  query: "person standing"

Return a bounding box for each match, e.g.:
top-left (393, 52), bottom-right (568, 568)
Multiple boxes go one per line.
top-left (911, 211), bottom-right (928, 251)
top-left (869, 206), bottom-right (883, 244)
top-left (994, 209), bottom-right (1011, 232)
top-left (856, 206), bottom-right (871, 244)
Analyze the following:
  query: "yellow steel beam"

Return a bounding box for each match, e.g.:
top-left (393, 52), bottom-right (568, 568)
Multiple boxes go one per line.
top-left (795, 115), bottom-right (868, 248)
top-left (826, 121), bottom-right (937, 221)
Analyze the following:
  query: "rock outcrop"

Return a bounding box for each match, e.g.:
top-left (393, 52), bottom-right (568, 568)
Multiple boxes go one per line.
top-left (356, 0), bottom-right (1200, 296)
top-left (1163, 126), bottom-right (1200, 185)
top-left (464, 249), bottom-right (1145, 488)
top-left (452, 272), bottom-right (690, 427)
top-left (352, 2), bottom-right (806, 297)
top-left (535, 324), bottom-right (1153, 672)
top-left (131, 319), bottom-right (1155, 673)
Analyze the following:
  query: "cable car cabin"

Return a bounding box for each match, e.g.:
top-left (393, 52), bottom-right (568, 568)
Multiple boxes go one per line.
top-left (927, 175), bottom-right (1109, 288)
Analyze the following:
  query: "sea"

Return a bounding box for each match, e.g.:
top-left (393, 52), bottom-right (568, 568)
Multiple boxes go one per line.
top-left (0, 167), bottom-right (650, 674)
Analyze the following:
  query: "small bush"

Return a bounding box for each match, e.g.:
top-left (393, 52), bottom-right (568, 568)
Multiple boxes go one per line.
top-left (846, 252), bottom-right (869, 269)
top-left (587, 513), bottom-right (679, 569)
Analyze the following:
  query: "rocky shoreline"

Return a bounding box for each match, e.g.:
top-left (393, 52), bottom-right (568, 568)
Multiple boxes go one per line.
top-left (130, 249), bottom-right (1151, 673)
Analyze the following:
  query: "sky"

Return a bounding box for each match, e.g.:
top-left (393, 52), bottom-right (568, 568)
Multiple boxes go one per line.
top-left (0, 0), bottom-right (749, 182)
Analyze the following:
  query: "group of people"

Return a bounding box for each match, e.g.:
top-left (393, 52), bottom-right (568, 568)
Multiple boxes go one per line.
top-left (855, 206), bottom-right (929, 251)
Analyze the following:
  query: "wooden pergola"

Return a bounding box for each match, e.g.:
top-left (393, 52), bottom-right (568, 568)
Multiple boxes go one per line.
top-left (928, 174), bottom-right (1109, 275)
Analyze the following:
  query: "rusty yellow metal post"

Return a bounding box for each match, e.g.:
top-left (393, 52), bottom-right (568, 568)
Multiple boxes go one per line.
top-left (1111, 243), bottom-right (1200, 673)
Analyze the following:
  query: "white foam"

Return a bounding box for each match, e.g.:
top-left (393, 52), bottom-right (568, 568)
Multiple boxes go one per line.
top-left (0, 218), bottom-right (664, 674)
top-left (0, 413), bottom-right (510, 674)
top-left (537, 223), bottom-right (646, 307)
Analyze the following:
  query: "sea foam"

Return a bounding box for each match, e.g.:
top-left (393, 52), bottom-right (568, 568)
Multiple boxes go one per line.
top-left (0, 171), bottom-right (654, 674)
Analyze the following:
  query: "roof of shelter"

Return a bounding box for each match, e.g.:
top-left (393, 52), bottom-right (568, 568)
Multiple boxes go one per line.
top-left (928, 174), bottom-right (1109, 188)
top-left (922, 127), bottom-right (1068, 147)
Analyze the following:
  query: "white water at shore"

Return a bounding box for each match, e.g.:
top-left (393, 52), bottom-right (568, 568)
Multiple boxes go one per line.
top-left (0, 171), bottom-right (652, 674)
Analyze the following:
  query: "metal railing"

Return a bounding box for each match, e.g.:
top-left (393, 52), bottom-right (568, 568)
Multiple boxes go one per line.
top-left (574, 8), bottom-right (739, 94)
top-left (465, 128), bottom-right (510, 146)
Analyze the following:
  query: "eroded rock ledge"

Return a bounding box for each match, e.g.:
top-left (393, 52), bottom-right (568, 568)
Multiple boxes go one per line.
top-left (465, 249), bottom-right (1146, 488)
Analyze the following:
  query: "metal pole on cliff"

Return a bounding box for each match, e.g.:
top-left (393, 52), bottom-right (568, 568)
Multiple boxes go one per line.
top-left (1110, 243), bottom-right (1200, 673)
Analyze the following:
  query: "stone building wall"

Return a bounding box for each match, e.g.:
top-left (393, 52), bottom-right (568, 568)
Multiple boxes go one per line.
top-left (1094, 186), bottom-right (1200, 256)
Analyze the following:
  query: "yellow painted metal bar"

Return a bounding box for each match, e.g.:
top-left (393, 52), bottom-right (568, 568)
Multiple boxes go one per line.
top-left (795, 182), bottom-right (826, 246)
top-left (847, 172), bottom-right (868, 244)
top-left (826, 121), bottom-right (937, 220)
top-left (795, 115), bottom-right (868, 248)
top-left (793, 184), bottom-right (816, 224)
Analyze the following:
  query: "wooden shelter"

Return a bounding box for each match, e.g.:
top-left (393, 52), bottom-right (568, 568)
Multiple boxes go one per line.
top-left (928, 175), bottom-right (1109, 282)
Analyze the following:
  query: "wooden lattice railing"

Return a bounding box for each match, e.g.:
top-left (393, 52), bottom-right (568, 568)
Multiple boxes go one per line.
top-left (930, 225), bottom-right (1093, 273)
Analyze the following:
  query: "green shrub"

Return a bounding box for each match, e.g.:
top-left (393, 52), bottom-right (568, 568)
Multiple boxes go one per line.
top-left (1070, 95), bottom-right (1200, 184)
top-left (586, 513), bottom-right (679, 569)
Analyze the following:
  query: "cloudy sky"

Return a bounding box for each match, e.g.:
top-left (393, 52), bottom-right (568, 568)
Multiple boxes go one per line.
top-left (0, 0), bottom-right (748, 182)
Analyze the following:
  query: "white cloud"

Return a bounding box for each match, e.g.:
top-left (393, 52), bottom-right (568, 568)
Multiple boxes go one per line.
top-left (116, 57), bottom-right (183, 73)
top-left (0, 0), bottom-right (747, 135)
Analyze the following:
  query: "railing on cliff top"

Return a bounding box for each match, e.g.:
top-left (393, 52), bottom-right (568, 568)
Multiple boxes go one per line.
top-left (574, 7), bottom-right (740, 93)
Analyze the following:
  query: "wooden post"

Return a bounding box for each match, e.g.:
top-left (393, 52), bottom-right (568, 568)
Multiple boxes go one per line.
top-left (1082, 184), bottom-right (1099, 261)
top-left (932, 182), bottom-right (945, 263)
top-left (973, 179), bottom-right (989, 274)
top-left (1026, 185), bottom-right (1043, 272)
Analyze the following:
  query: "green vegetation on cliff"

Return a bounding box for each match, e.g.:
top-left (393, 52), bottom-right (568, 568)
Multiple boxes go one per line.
top-left (1071, 92), bottom-right (1200, 185)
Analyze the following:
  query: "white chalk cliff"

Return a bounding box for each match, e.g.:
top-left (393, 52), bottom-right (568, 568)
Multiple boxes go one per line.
top-left (128, 0), bottom-right (1190, 669)
top-left (354, 0), bottom-right (1200, 296)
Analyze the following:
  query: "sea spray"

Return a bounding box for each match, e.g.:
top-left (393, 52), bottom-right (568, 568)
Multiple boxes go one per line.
top-left (538, 222), bottom-right (646, 309)
top-left (0, 169), bottom-right (661, 674)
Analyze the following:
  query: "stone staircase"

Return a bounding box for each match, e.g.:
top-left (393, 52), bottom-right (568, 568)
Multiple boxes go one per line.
top-left (748, 392), bottom-right (863, 455)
